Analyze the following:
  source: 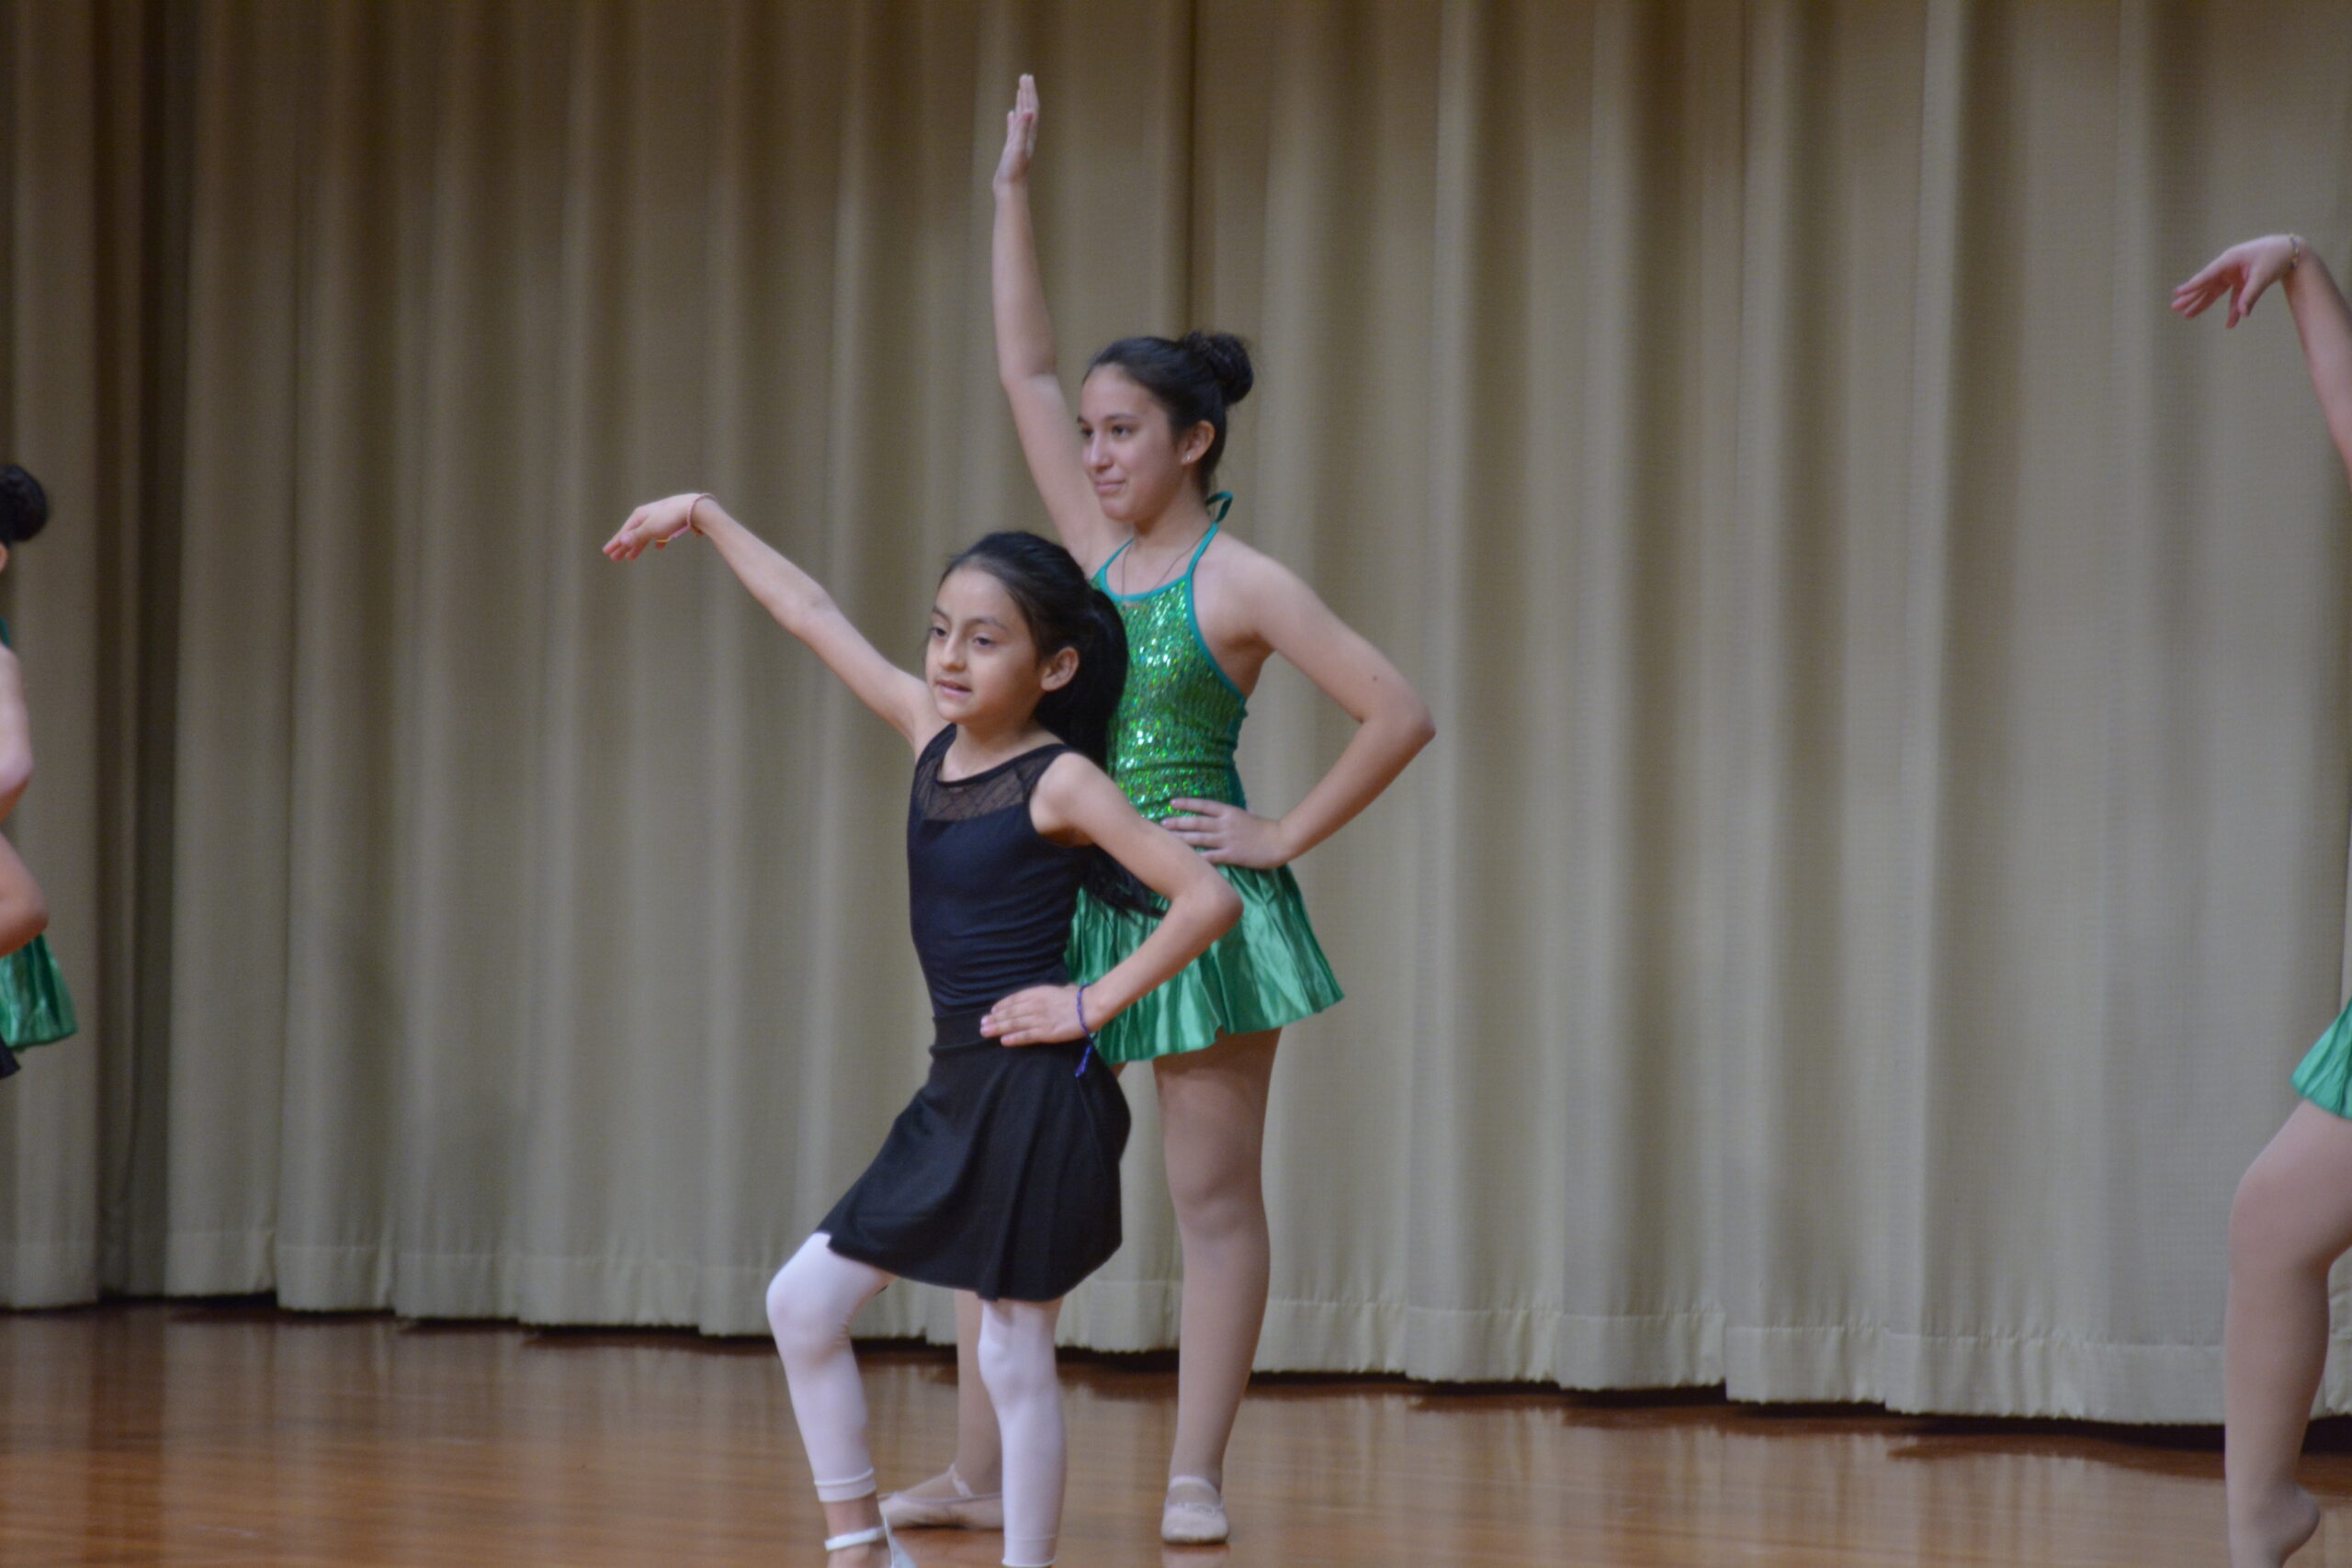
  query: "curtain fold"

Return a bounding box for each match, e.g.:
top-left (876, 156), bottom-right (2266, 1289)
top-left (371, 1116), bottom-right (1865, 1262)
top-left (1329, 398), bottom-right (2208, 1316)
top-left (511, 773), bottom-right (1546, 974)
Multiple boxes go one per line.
top-left (6, 0), bottom-right (2352, 1422)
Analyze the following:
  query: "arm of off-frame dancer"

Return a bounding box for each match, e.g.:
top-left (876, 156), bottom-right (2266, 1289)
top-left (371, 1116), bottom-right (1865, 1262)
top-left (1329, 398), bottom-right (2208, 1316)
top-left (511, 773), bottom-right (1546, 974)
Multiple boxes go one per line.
top-left (0, 648), bottom-right (37, 822)
top-left (980, 755), bottom-right (1242, 1047)
top-left (1167, 557), bottom-right (1434, 869)
top-left (2286, 251), bottom-right (2352, 486)
top-left (2174, 234), bottom-right (2352, 488)
top-left (991, 75), bottom-right (1123, 574)
top-left (604, 493), bottom-right (939, 750)
top-left (0, 833), bottom-right (50, 957)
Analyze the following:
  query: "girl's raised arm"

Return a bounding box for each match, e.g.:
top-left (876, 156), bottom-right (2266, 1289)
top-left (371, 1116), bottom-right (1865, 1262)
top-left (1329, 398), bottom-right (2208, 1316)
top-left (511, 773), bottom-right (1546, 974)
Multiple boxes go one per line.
top-left (0, 648), bottom-right (36, 823)
top-left (605, 493), bottom-right (938, 750)
top-left (2176, 233), bottom-right (2352, 487)
top-left (0, 641), bottom-right (44, 956)
top-left (981, 754), bottom-right (1242, 1045)
top-left (992, 75), bottom-right (1122, 574)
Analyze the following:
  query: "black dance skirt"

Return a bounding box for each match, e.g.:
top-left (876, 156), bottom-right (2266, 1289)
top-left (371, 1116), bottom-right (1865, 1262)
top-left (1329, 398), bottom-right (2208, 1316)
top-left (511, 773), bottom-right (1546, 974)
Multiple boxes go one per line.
top-left (820, 1011), bottom-right (1131, 1303)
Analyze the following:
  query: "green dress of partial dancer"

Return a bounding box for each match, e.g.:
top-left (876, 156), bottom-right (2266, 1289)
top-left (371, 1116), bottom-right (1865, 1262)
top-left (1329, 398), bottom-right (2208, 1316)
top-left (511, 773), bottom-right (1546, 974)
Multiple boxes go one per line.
top-left (1068, 516), bottom-right (1342, 1065)
top-left (2293, 998), bottom-right (2352, 1114)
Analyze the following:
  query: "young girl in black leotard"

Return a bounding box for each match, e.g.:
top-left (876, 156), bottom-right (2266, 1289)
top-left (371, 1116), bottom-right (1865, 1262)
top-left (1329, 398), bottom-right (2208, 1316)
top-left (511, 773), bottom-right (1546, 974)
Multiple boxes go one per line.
top-left (605, 497), bottom-right (1239, 1568)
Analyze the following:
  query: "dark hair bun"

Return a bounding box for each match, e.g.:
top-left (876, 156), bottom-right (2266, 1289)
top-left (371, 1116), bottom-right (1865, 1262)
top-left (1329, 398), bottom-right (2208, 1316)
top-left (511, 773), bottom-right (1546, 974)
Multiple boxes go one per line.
top-left (1179, 332), bottom-right (1254, 406)
top-left (0, 466), bottom-right (47, 546)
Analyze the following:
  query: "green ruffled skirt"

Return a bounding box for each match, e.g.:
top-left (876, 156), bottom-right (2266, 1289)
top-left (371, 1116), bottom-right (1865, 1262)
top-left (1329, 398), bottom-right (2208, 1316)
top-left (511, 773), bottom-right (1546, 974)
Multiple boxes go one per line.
top-left (0, 932), bottom-right (74, 1050)
top-left (2293, 997), bottom-right (2352, 1115)
top-left (1068, 863), bottom-right (1341, 1065)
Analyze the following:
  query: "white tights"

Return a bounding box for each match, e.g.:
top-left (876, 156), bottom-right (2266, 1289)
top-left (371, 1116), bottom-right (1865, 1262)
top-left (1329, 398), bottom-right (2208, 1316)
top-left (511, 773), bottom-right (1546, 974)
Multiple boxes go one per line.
top-left (766, 1235), bottom-right (1068, 1568)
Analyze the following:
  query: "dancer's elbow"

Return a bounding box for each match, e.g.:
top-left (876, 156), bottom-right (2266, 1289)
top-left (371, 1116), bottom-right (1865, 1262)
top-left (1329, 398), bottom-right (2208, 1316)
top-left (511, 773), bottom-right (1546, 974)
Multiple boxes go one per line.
top-left (0, 752), bottom-right (33, 818)
top-left (1196, 876), bottom-right (1243, 940)
top-left (1391, 694), bottom-right (1436, 756)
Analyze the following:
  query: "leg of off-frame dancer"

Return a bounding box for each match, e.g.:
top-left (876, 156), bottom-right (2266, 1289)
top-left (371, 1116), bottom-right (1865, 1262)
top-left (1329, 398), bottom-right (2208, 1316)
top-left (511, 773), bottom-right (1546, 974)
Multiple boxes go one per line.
top-left (2225, 1100), bottom-right (2352, 1567)
top-left (977, 1295), bottom-right (1067, 1568)
top-left (767, 1234), bottom-right (900, 1568)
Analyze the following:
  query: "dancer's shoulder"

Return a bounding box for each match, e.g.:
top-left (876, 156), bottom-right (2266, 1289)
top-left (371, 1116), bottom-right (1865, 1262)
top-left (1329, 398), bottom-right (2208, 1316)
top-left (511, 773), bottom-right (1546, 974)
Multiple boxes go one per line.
top-left (1194, 530), bottom-right (1323, 625)
top-left (1028, 748), bottom-right (1129, 842)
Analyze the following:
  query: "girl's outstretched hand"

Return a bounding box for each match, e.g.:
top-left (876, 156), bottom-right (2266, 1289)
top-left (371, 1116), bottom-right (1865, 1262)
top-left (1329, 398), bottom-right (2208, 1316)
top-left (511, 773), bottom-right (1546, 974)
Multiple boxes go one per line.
top-left (993, 73), bottom-right (1038, 189)
top-left (2174, 235), bottom-right (2300, 328)
top-left (982, 982), bottom-right (1086, 1046)
top-left (604, 493), bottom-right (707, 561)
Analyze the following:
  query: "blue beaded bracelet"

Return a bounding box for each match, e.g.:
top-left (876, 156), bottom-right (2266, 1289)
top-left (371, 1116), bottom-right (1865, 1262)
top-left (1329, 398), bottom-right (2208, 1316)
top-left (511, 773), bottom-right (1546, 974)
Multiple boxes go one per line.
top-left (1075, 986), bottom-right (1097, 1077)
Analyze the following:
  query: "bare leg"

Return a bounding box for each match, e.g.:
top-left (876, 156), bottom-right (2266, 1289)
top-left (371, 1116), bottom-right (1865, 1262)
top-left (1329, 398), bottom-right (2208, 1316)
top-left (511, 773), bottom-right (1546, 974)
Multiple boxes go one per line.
top-left (1155, 1027), bottom-right (1280, 1529)
top-left (2226, 1100), bottom-right (2352, 1566)
top-left (879, 1290), bottom-right (1006, 1529)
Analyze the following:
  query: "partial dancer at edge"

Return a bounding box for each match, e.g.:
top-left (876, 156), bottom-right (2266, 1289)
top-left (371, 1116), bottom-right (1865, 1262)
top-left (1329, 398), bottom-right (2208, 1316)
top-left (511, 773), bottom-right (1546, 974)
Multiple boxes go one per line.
top-left (883, 76), bottom-right (1435, 1548)
top-left (2177, 233), bottom-right (2352, 1568)
top-left (606, 499), bottom-right (1240, 1568)
top-left (0, 464), bottom-right (62, 1078)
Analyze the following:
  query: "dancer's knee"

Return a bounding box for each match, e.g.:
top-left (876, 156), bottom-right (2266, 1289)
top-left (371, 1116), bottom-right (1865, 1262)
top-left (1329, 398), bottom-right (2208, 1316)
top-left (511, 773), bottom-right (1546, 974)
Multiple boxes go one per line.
top-left (976, 1307), bottom-right (1059, 1408)
top-left (2230, 1156), bottom-right (2335, 1279)
top-left (1169, 1164), bottom-right (1266, 1244)
top-left (766, 1261), bottom-right (849, 1366)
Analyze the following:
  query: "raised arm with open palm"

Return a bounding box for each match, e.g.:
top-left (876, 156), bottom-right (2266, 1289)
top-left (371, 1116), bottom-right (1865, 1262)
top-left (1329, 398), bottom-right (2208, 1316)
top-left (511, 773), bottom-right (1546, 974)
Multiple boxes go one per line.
top-left (2175, 232), bottom-right (2352, 485)
top-left (991, 75), bottom-right (1125, 574)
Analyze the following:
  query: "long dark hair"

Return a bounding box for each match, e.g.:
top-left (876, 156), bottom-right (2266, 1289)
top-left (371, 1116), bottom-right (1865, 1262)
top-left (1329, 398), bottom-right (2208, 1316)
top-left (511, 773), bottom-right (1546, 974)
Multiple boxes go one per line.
top-left (944, 531), bottom-right (1154, 913)
top-left (1088, 331), bottom-right (1254, 494)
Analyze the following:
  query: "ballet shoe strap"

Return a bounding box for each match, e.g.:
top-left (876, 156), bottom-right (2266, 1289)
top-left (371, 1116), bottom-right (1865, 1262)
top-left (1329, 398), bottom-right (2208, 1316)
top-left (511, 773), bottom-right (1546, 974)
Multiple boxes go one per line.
top-left (824, 1525), bottom-right (887, 1551)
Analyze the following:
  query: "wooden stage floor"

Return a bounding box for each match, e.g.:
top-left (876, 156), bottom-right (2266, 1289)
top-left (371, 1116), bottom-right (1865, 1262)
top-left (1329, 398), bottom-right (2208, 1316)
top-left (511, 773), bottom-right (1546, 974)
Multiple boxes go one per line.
top-left (0, 1300), bottom-right (2335, 1565)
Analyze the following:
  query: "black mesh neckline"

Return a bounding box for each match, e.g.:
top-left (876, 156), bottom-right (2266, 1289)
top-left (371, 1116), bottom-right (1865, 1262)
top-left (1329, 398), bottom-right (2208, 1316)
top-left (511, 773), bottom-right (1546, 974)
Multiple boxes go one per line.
top-left (915, 729), bottom-right (1069, 823)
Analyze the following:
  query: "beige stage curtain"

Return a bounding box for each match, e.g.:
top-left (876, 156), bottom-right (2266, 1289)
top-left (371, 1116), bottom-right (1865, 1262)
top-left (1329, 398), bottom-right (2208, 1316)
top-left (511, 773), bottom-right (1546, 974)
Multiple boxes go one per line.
top-left (6, 0), bottom-right (2352, 1423)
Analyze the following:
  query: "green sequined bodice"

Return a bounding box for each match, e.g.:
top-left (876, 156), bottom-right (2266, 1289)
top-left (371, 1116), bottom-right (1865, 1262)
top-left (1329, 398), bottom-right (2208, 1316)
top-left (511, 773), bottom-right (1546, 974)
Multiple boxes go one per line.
top-left (1098, 527), bottom-right (1248, 825)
